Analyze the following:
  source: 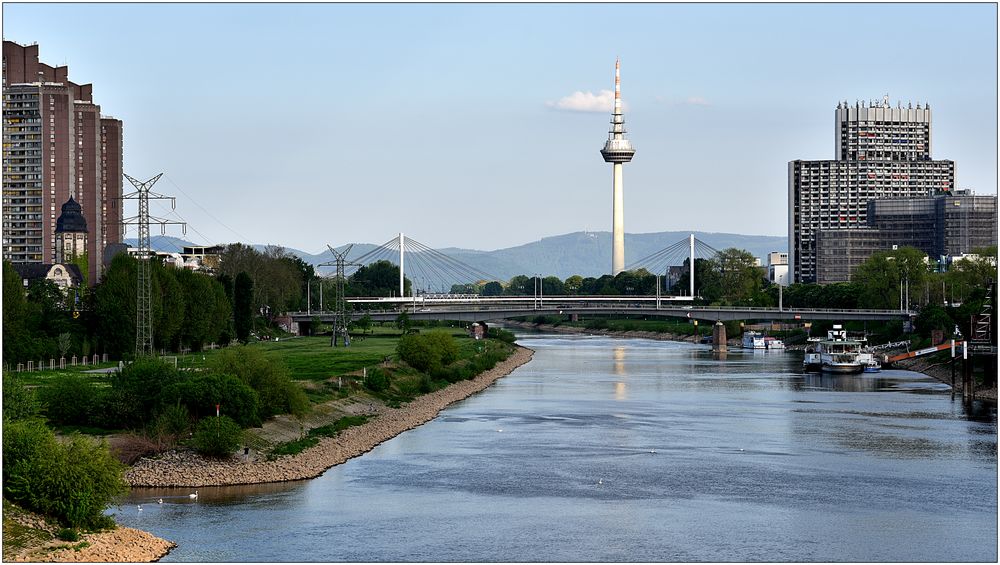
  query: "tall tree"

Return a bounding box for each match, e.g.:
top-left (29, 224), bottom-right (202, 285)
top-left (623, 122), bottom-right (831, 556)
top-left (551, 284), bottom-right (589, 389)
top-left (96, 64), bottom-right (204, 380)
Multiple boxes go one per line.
top-left (854, 247), bottom-right (929, 310)
top-left (234, 271), bottom-right (254, 343)
top-left (93, 253), bottom-right (138, 358)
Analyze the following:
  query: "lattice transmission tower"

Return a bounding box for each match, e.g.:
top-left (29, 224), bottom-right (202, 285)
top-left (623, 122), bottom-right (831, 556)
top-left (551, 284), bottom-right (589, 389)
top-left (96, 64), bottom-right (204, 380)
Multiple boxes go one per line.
top-left (121, 173), bottom-right (185, 357)
top-left (318, 244), bottom-right (361, 347)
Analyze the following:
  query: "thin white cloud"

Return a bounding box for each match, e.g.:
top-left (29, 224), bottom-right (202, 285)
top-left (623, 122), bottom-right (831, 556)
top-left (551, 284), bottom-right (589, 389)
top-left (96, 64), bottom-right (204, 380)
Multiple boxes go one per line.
top-left (547, 89), bottom-right (618, 112)
top-left (685, 96), bottom-right (711, 106)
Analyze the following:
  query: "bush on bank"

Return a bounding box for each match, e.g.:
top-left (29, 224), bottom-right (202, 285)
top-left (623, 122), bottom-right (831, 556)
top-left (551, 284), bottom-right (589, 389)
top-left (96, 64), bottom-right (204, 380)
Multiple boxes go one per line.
top-left (2, 420), bottom-right (126, 529)
top-left (192, 415), bottom-right (243, 458)
top-left (397, 331), bottom-right (459, 373)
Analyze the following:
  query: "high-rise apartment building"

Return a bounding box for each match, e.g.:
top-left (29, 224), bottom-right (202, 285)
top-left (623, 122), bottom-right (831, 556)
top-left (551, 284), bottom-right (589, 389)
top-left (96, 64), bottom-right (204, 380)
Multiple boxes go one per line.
top-left (2, 40), bottom-right (123, 283)
top-left (788, 98), bottom-right (956, 283)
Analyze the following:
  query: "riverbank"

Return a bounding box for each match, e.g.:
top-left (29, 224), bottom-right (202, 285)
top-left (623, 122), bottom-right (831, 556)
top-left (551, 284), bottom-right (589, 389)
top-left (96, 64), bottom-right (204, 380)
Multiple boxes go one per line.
top-left (2, 501), bottom-right (175, 563)
top-left (895, 356), bottom-right (997, 401)
top-left (125, 345), bottom-right (534, 487)
top-left (509, 321), bottom-right (997, 401)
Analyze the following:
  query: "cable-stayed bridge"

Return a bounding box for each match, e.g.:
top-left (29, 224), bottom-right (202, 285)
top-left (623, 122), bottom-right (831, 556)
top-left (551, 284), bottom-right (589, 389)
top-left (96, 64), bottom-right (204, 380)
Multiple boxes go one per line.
top-left (289, 233), bottom-right (911, 331)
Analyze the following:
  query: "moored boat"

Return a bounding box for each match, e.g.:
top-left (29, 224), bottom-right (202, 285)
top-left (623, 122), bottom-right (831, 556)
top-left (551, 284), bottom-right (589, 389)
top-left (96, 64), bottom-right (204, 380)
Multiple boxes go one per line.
top-left (742, 331), bottom-right (766, 349)
top-left (764, 336), bottom-right (785, 350)
top-left (817, 325), bottom-right (864, 374)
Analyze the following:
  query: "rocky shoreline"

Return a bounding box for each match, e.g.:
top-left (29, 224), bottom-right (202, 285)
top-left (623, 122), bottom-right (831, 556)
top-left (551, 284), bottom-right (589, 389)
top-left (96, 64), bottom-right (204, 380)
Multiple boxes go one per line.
top-left (126, 346), bottom-right (535, 488)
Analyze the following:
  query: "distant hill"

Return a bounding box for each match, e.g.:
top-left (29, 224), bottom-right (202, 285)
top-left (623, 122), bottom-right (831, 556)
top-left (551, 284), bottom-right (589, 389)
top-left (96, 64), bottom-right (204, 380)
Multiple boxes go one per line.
top-left (136, 230), bottom-right (785, 284)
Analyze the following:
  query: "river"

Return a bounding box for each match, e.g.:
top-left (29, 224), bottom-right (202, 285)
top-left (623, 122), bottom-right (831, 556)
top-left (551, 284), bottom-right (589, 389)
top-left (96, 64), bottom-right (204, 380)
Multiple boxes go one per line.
top-left (117, 333), bottom-right (997, 562)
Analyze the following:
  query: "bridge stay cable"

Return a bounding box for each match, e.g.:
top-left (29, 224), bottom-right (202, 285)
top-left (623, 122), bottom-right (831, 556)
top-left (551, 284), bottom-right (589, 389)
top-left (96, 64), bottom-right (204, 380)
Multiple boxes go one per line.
top-left (318, 234), bottom-right (504, 296)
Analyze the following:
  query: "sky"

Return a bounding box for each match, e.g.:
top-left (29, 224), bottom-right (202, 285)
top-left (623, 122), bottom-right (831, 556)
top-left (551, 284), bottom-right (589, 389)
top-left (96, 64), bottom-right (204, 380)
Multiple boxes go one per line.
top-left (3, 2), bottom-right (997, 254)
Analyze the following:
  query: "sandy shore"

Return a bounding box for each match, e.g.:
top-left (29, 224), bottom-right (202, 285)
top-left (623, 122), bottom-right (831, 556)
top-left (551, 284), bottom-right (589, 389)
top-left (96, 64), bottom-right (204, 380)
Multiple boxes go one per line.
top-left (9, 527), bottom-right (177, 563)
top-left (126, 346), bottom-right (534, 487)
top-left (4, 503), bottom-right (175, 564)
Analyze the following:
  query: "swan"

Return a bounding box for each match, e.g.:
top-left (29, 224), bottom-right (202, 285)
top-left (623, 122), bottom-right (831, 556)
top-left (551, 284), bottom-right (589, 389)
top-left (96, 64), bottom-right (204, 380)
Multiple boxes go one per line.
top-left (157, 498), bottom-right (163, 504)
top-left (598, 479), bottom-right (603, 485)
top-left (137, 505), bottom-right (142, 511)
top-left (189, 490), bottom-right (199, 499)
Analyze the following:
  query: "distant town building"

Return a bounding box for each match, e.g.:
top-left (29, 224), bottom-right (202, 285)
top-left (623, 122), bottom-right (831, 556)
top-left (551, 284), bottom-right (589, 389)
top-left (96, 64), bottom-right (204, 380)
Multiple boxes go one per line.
top-left (814, 190), bottom-right (997, 283)
top-left (767, 251), bottom-right (789, 286)
top-left (11, 262), bottom-right (84, 290)
top-left (2, 40), bottom-right (123, 283)
top-left (788, 98), bottom-right (956, 283)
top-left (182, 245), bottom-right (225, 272)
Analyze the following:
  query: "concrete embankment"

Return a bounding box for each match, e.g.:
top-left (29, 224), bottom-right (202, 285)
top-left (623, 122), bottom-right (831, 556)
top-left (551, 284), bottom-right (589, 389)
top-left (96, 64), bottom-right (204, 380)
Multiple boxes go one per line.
top-left (126, 346), bottom-right (534, 488)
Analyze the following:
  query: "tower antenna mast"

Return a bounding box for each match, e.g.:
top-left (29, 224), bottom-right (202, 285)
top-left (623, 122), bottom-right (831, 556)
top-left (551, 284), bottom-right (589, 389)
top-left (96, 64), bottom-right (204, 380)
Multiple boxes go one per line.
top-left (600, 58), bottom-right (636, 276)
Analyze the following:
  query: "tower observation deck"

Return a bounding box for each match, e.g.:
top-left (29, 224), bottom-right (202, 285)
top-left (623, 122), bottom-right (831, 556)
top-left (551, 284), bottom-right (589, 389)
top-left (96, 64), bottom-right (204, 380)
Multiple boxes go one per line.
top-left (600, 58), bottom-right (635, 275)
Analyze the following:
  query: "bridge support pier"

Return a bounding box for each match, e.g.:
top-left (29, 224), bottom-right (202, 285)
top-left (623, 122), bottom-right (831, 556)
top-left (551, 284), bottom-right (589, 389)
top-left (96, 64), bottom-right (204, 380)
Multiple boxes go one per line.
top-left (712, 321), bottom-right (727, 353)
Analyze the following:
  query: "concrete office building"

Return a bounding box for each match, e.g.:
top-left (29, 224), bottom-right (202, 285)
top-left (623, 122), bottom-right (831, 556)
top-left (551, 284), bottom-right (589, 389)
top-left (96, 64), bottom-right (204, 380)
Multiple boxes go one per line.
top-left (2, 40), bottom-right (123, 282)
top-left (788, 97), bottom-right (956, 283)
top-left (814, 190), bottom-right (997, 283)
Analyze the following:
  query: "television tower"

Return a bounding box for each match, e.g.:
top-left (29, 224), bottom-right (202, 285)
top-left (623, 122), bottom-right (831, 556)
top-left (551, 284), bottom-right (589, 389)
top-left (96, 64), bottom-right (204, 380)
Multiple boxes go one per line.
top-left (600, 58), bottom-right (636, 276)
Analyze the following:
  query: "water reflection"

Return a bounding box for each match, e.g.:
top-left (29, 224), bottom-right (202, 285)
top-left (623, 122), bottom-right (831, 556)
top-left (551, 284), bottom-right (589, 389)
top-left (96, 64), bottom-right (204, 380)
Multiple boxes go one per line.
top-left (115, 333), bottom-right (997, 563)
top-left (612, 346), bottom-right (626, 376)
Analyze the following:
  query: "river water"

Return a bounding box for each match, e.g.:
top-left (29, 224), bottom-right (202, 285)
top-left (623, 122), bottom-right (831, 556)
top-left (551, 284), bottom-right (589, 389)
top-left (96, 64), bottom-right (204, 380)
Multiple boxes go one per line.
top-left (117, 333), bottom-right (997, 562)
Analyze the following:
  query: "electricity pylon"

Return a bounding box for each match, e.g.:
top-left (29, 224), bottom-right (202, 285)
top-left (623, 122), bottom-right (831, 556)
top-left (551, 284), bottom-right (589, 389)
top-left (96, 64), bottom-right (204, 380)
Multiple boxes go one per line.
top-left (318, 244), bottom-right (360, 347)
top-left (121, 173), bottom-right (185, 357)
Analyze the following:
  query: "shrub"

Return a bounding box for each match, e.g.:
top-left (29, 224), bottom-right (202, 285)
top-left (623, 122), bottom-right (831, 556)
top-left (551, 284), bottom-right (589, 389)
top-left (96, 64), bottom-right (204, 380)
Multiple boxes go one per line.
top-left (161, 372), bottom-right (261, 428)
top-left (2, 372), bottom-right (39, 421)
top-left (365, 368), bottom-right (390, 392)
top-left (3, 422), bottom-right (128, 529)
top-left (424, 331), bottom-right (458, 365)
top-left (208, 346), bottom-right (309, 419)
top-left (397, 334), bottom-right (437, 372)
top-left (154, 402), bottom-right (192, 439)
top-left (397, 331), bottom-right (458, 373)
top-left (57, 528), bottom-right (79, 542)
top-left (486, 328), bottom-right (516, 343)
top-left (192, 415), bottom-right (243, 458)
top-left (105, 357), bottom-right (183, 428)
top-left (39, 374), bottom-right (98, 426)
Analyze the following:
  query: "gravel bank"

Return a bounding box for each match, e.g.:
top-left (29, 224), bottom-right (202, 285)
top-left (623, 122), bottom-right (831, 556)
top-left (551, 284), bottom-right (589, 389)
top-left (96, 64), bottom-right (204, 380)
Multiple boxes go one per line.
top-left (10, 527), bottom-right (177, 563)
top-left (4, 504), bottom-right (175, 564)
top-left (126, 346), bottom-right (534, 487)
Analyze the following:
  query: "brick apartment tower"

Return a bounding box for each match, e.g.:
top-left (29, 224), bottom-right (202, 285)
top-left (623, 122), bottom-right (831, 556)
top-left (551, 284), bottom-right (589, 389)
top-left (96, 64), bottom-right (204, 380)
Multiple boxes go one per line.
top-left (788, 97), bottom-right (955, 284)
top-left (2, 40), bottom-right (123, 283)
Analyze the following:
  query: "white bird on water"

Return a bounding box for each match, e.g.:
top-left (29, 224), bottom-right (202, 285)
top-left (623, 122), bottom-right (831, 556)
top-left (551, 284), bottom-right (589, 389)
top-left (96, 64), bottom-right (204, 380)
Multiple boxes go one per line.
top-left (189, 490), bottom-right (199, 499)
top-left (649, 449), bottom-right (656, 454)
top-left (496, 429), bottom-right (503, 433)
top-left (598, 478), bottom-right (603, 485)
top-left (137, 505), bottom-right (142, 511)
top-left (157, 499), bottom-right (163, 504)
